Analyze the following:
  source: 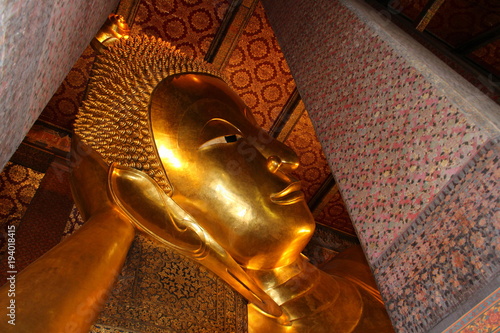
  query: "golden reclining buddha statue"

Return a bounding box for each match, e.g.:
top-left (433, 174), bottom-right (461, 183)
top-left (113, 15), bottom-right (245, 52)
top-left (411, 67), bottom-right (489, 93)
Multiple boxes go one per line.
top-left (0, 20), bottom-right (394, 333)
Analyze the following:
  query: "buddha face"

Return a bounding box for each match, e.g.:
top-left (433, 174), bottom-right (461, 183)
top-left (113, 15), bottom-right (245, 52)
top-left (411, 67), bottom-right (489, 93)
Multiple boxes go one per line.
top-left (150, 73), bottom-right (315, 270)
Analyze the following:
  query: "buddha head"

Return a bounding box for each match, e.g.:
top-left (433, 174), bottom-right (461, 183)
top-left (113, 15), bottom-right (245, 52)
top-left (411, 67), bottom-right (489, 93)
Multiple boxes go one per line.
top-left (75, 35), bottom-right (315, 270)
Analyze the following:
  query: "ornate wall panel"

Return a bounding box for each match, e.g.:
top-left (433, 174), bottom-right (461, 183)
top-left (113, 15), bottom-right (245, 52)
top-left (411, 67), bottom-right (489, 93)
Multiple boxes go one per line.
top-left (315, 190), bottom-right (356, 235)
top-left (424, 0), bottom-right (500, 48)
top-left (224, 2), bottom-right (296, 130)
top-left (131, 0), bottom-right (230, 59)
top-left (94, 236), bottom-right (248, 333)
top-left (0, 163), bottom-right (44, 257)
top-left (283, 111), bottom-right (330, 202)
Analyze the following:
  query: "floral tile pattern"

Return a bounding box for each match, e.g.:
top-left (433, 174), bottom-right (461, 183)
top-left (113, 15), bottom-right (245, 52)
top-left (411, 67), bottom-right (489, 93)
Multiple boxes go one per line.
top-left (39, 46), bottom-right (97, 129)
top-left (372, 139), bottom-right (500, 332)
top-left (285, 111), bottom-right (331, 201)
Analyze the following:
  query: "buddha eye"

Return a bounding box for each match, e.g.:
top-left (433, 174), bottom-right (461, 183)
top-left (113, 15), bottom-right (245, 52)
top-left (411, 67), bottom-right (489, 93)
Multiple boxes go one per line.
top-left (198, 119), bottom-right (243, 149)
top-left (224, 135), bottom-right (238, 143)
top-left (199, 134), bottom-right (243, 149)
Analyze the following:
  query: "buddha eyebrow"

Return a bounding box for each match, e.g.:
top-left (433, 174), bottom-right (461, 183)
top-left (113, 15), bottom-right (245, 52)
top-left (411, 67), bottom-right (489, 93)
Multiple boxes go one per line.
top-left (203, 118), bottom-right (242, 133)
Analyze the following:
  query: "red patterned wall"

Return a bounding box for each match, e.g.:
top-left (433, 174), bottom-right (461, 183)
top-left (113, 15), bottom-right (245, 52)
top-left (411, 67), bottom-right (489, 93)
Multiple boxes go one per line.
top-left (316, 191), bottom-right (356, 235)
top-left (284, 112), bottom-right (330, 201)
top-left (224, 2), bottom-right (296, 130)
top-left (471, 39), bottom-right (500, 78)
top-left (132, 0), bottom-right (230, 59)
top-left (425, 0), bottom-right (500, 48)
top-left (38, 46), bottom-right (96, 130)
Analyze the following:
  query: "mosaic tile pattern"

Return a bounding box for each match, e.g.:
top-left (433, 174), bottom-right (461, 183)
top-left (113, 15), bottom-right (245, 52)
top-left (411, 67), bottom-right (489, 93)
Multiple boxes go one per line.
top-left (443, 287), bottom-right (500, 333)
top-left (372, 139), bottom-right (500, 332)
top-left (132, 0), bottom-right (230, 59)
top-left (224, 2), bottom-right (296, 130)
top-left (262, 0), bottom-right (489, 261)
top-left (284, 111), bottom-right (331, 201)
top-left (61, 207), bottom-right (248, 332)
top-left (0, 163), bottom-right (44, 257)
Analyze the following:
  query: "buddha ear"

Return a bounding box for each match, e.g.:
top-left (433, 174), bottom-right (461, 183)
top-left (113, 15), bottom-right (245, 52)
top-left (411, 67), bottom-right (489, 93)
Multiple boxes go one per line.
top-left (162, 171), bottom-right (174, 197)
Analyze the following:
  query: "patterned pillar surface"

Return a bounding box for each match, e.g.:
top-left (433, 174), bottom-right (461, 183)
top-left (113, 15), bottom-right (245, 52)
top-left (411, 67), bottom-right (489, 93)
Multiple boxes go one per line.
top-left (261, 0), bottom-right (500, 332)
top-left (0, 0), bottom-right (120, 170)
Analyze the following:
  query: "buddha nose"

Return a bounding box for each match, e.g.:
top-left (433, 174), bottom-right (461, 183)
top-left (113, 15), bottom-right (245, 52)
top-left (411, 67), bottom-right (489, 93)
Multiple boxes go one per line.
top-left (252, 128), bottom-right (299, 172)
top-left (264, 140), bottom-right (299, 173)
top-left (267, 156), bottom-right (282, 173)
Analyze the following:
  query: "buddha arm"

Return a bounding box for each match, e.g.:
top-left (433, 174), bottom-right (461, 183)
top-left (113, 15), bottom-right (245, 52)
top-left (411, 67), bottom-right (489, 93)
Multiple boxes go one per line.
top-left (0, 136), bottom-right (283, 332)
top-left (0, 138), bottom-right (136, 333)
top-left (0, 205), bottom-right (135, 333)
